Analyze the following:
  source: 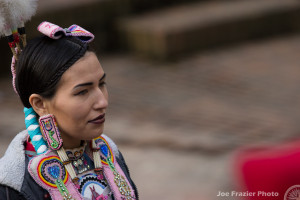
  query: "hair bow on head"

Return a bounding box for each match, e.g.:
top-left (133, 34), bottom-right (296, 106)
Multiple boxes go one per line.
top-left (10, 21), bottom-right (95, 96)
top-left (37, 21), bottom-right (94, 43)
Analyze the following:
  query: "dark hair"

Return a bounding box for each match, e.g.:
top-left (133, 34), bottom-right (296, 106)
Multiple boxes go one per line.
top-left (15, 36), bottom-right (89, 108)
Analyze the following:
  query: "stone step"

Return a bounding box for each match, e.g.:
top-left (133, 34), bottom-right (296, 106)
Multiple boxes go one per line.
top-left (2, 0), bottom-right (201, 74)
top-left (31, 0), bottom-right (201, 50)
top-left (117, 0), bottom-right (300, 60)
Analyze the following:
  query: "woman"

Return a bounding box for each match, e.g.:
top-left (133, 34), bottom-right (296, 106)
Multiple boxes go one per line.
top-left (0, 22), bottom-right (138, 200)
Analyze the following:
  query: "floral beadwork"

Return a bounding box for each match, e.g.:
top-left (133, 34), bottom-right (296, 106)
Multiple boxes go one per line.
top-left (37, 156), bottom-right (74, 199)
top-left (29, 152), bottom-right (83, 199)
top-left (95, 137), bottom-right (135, 200)
top-left (94, 138), bottom-right (114, 166)
top-left (100, 144), bottom-right (109, 157)
top-left (38, 156), bottom-right (68, 188)
top-left (65, 142), bottom-right (91, 175)
top-left (48, 165), bottom-right (60, 179)
top-left (39, 114), bottom-right (63, 150)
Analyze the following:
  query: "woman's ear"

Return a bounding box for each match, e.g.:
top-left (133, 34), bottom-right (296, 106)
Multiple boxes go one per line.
top-left (29, 94), bottom-right (48, 116)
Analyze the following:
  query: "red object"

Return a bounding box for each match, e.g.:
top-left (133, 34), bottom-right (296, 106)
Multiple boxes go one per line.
top-left (13, 33), bottom-right (20, 43)
top-left (8, 41), bottom-right (15, 48)
top-left (233, 140), bottom-right (300, 200)
top-left (24, 136), bottom-right (36, 158)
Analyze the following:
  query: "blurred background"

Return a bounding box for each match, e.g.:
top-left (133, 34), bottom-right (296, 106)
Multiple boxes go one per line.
top-left (1, 0), bottom-right (300, 199)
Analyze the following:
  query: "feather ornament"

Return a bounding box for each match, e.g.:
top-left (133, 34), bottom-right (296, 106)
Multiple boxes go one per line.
top-left (0, 0), bottom-right (38, 57)
top-left (0, 5), bottom-right (5, 35)
top-left (2, 0), bottom-right (37, 29)
top-left (0, 1), bottom-right (13, 36)
top-left (20, 0), bottom-right (38, 25)
top-left (2, 0), bottom-right (20, 34)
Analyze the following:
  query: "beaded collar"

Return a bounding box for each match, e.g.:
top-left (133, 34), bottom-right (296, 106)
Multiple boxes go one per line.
top-left (28, 136), bottom-right (136, 200)
top-left (65, 141), bottom-right (87, 161)
top-left (64, 141), bottom-right (91, 175)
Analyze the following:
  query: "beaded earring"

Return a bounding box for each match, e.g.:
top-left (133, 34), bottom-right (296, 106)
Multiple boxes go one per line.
top-left (39, 114), bottom-right (63, 150)
top-left (39, 114), bottom-right (78, 183)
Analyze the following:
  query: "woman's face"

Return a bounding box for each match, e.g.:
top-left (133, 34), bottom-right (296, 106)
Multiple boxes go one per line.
top-left (44, 52), bottom-right (108, 148)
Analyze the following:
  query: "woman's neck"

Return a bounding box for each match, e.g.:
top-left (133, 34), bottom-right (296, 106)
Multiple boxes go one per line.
top-left (61, 134), bottom-right (82, 149)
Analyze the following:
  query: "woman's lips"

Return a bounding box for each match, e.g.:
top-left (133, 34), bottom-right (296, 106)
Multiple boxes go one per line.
top-left (88, 113), bottom-right (105, 124)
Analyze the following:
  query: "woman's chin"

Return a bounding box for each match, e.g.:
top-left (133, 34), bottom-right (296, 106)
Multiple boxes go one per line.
top-left (89, 127), bottom-right (105, 139)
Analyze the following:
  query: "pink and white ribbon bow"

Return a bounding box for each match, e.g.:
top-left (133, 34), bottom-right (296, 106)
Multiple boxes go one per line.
top-left (37, 21), bottom-right (94, 43)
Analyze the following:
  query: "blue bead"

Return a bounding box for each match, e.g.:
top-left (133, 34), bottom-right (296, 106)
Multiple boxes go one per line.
top-left (48, 165), bottom-right (60, 179)
top-left (100, 144), bottom-right (109, 157)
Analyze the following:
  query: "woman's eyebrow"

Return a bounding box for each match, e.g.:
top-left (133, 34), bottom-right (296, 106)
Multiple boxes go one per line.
top-left (74, 73), bottom-right (106, 89)
top-left (74, 82), bottom-right (93, 89)
top-left (100, 73), bottom-right (106, 81)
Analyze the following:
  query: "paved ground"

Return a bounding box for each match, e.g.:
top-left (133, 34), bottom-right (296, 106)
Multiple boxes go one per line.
top-left (1, 34), bottom-right (300, 199)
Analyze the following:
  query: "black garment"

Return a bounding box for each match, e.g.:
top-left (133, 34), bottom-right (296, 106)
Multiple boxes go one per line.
top-left (0, 155), bottom-right (50, 200)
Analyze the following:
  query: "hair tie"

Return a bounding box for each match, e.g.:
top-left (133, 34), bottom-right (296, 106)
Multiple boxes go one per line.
top-left (24, 107), bottom-right (48, 155)
top-left (10, 55), bottom-right (18, 95)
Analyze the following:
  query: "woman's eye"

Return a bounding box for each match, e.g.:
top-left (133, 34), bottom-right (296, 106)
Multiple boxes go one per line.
top-left (99, 81), bottom-right (106, 87)
top-left (75, 90), bottom-right (88, 96)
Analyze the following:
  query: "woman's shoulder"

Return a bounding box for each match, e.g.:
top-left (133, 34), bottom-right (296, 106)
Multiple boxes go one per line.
top-left (100, 134), bottom-right (139, 199)
top-left (101, 134), bottom-right (120, 158)
top-left (0, 185), bottom-right (26, 200)
top-left (0, 130), bottom-right (28, 192)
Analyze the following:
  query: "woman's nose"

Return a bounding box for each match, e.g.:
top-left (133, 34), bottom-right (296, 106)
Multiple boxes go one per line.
top-left (93, 88), bottom-right (108, 110)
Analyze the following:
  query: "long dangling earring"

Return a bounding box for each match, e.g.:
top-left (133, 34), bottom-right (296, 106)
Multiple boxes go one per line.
top-left (39, 114), bottom-right (78, 183)
top-left (39, 114), bottom-right (63, 150)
